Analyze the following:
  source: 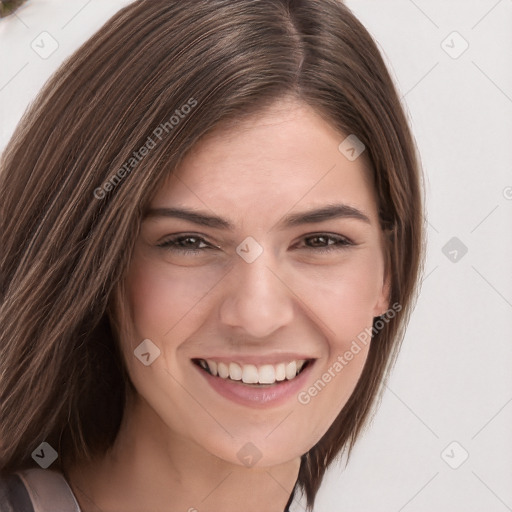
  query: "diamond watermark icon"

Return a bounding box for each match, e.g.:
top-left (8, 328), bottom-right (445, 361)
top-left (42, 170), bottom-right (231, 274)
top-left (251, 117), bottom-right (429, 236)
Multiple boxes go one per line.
top-left (338, 134), bottom-right (366, 161)
top-left (237, 442), bottom-right (263, 468)
top-left (134, 339), bottom-right (161, 366)
top-left (442, 237), bottom-right (468, 263)
top-left (236, 237), bottom-right (263, 264)
top-left (441, 441), bottom-right (469, 469)
top-left (31, 441), bottom-right (58, 469)
top-left (441, 31), bottom-right (469, 59)
top-left (31, 31), bottom-right (59, 59)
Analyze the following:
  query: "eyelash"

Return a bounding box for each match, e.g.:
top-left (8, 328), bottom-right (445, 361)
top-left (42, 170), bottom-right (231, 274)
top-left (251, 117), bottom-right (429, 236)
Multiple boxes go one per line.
top-left (157, 233), bottom-right (354, 254)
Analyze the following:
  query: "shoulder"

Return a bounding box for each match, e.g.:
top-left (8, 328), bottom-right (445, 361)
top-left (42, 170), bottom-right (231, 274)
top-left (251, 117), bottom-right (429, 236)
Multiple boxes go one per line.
top-left (0, 468), bottom-right (81, 512)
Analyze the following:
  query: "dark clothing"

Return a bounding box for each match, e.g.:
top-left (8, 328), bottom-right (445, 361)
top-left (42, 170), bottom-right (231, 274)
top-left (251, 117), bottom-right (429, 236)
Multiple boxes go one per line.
top-left (0, 468), bottom-right (299, 511)
top-left (0, 472), bottom-right (34, 512)
top-left (0, 468), bottom-right (80, 512)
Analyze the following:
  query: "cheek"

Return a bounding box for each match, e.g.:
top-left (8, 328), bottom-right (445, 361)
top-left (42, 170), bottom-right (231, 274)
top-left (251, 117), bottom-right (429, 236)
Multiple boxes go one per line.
top-left (291, 256), bottom-right (380, 438)
top-left (291, 250), bottom-right (384, 346)
top-left (120, 255), bottom-right (230, 432)
top-left (121, 251), bottom-right (229, 389)
top-left (125, 253), bottom-right (220, 342)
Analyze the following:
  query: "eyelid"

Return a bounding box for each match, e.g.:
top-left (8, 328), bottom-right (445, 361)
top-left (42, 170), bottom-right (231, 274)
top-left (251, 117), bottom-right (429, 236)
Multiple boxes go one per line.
top-left (157, 232), bottom-right (354, 255)
top-left (293, 233), bottom-right (354, 250)
top-left (300, 231), bottom-right (354, 243)
top-left (157, 233), bottom-right (220, 250)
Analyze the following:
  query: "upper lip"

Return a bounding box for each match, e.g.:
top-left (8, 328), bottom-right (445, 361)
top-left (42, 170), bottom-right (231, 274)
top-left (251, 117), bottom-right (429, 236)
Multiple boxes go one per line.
top-left (191, 353), bottom-right (318, 366)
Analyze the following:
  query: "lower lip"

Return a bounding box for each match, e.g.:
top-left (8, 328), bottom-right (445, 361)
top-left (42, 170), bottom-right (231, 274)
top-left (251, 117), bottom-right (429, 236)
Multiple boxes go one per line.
top-left (194, 362), bottom-right (314, 408)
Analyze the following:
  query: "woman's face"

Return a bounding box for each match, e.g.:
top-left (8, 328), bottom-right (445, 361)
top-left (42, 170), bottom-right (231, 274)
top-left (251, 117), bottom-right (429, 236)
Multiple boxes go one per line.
top-left (122, 98), bottom-right (389, 468)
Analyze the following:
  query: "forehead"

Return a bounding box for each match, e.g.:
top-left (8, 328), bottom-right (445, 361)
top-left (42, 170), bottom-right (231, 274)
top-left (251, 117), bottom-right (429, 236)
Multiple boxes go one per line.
top-left (152, 99), bottom-right (378, 222)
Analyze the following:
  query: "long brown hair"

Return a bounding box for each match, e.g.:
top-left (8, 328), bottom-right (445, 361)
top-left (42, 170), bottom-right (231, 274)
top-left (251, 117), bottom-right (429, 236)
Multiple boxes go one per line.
top-left (0, 0), bottom-right (424, 508)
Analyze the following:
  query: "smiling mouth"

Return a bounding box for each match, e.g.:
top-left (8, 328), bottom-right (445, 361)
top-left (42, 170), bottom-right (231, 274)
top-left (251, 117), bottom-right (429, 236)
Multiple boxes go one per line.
top-left (192, 358), bottom-right (313, 386)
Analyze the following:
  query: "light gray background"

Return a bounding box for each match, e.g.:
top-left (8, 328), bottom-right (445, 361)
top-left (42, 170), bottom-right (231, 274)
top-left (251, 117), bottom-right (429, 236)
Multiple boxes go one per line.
top-left (1, 1), bottom-right (511, 511)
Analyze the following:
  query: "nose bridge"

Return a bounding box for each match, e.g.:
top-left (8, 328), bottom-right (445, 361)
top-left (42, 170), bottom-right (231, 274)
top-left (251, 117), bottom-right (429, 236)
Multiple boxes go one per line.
top-left (219, 246), bottom-right (294, 338)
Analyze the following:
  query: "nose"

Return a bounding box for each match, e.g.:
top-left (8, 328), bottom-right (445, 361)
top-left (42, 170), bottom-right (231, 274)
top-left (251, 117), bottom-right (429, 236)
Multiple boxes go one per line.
top-left (218, 251), bottom-right (295, 339)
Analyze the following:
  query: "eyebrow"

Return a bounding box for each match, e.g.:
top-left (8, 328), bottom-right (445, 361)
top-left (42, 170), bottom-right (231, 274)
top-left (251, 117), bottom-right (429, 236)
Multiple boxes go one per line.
top-left (144, 203), bottom-right (371, 230)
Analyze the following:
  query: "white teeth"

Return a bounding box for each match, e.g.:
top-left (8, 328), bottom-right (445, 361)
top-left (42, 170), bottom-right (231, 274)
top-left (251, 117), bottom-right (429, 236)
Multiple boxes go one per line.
top-left (199, 359), bottom-right (308, 385)
top-left (242, 364), bottom-right (259, 384)
top-left (285, 361), bottom-right (297, 380)
top-left (275, 363), bottom-right (286, 381)
top-left (258, 364), bottom-right (275, 384)
top-left (209, 360), bottom-right (218, 376)
top-left (229, 362), bottom-right (242, 381)
top-left (217, 362), bottom-right (229, 379)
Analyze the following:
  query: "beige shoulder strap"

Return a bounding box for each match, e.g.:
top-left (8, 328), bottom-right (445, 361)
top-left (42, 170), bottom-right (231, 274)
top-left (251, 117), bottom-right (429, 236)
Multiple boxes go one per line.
top-left (15, 468), bottom-right (82, 512)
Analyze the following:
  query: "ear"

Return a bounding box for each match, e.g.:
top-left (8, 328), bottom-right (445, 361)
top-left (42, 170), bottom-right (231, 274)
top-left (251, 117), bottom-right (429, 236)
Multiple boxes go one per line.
top-left (373, 268), bottom-right (391, 318)
top-left (373, 225), bottom-right (393, 317)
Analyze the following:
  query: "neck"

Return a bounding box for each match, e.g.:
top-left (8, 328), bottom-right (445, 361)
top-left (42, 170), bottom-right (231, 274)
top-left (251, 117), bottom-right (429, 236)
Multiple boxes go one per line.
top-left (65, 393), bottom-right (300, 512)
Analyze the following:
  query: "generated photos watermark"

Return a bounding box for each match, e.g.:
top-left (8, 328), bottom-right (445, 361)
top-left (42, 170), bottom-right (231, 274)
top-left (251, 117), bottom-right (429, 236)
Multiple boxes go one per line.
top-left (297, 302), bottom-right (402, 405)
top-left (94, 98), bottom-right (198, 200)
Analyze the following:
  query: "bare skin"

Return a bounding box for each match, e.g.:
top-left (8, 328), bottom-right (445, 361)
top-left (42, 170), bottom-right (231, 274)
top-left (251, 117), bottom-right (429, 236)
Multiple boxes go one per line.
top-left (66, 97), bottom-right (389, 512)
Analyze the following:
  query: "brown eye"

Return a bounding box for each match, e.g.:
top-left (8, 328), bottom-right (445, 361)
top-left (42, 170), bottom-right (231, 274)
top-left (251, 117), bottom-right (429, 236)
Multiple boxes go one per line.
top-left (299, 234), bottom-right (353, 252)
top-left (157, 234), bottom-right (217, 254)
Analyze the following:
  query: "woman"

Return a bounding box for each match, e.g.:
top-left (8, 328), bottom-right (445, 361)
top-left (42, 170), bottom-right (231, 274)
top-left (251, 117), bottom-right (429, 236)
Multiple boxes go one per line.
top-left (0, 0), bottom-right (424, 510)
